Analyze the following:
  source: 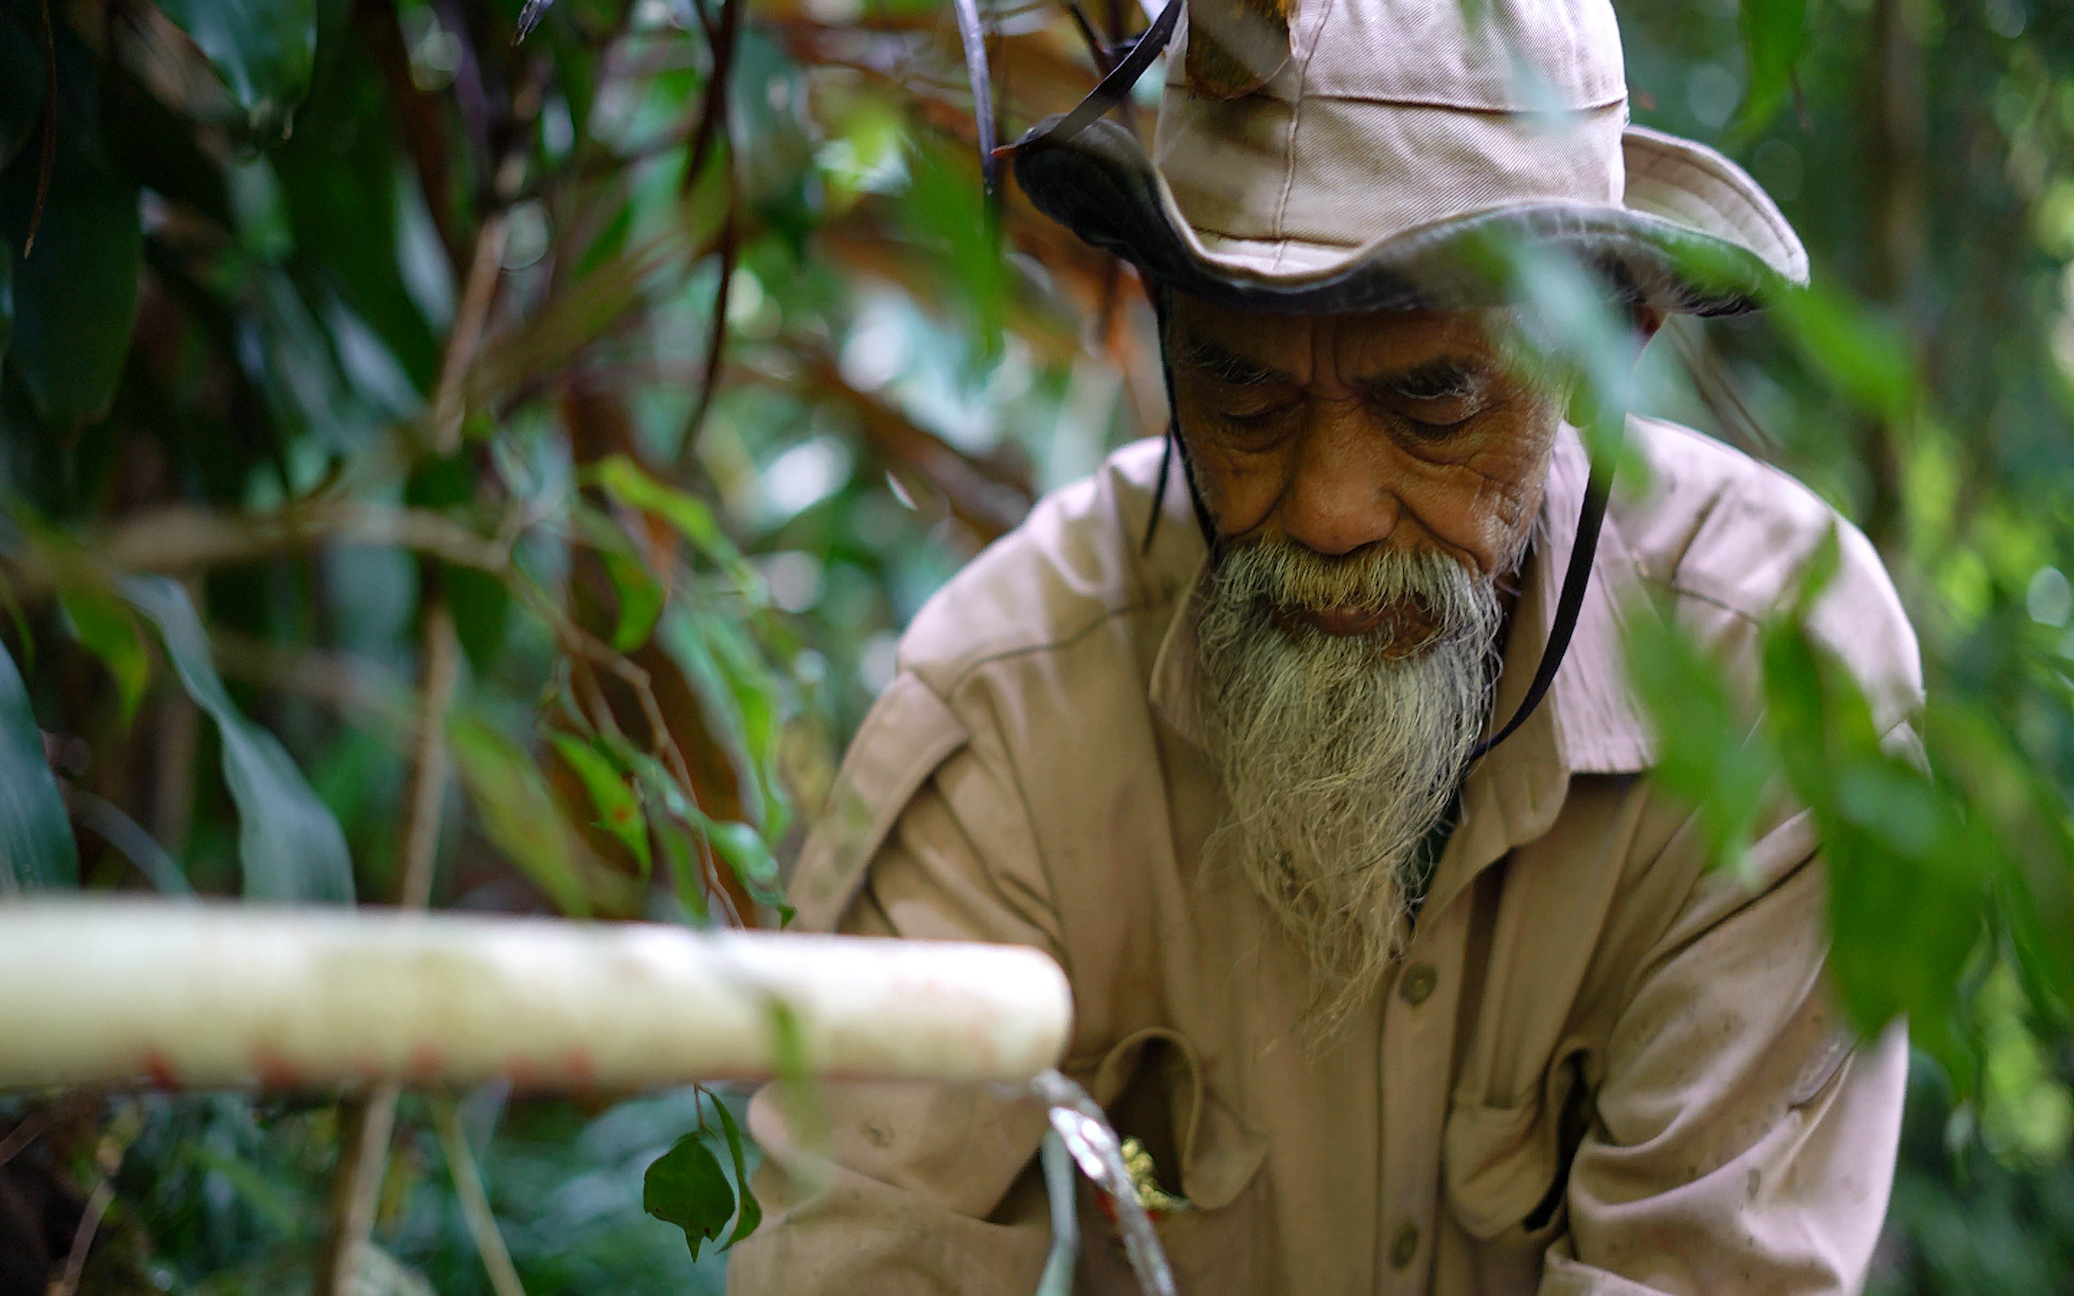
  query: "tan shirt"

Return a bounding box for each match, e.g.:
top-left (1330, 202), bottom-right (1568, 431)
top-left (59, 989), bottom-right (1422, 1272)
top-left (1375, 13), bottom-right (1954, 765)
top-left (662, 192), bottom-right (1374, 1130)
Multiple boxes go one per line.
top-left (728, 419), bottom-right (1919, 1296)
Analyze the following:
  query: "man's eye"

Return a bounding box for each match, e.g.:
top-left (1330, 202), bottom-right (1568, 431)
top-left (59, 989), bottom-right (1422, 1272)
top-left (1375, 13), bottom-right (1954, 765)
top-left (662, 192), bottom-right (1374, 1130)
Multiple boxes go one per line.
top-left (1217, 403), bottom-right (1294, 430)
top-left (1401, 395), bottom-right (1481, 428)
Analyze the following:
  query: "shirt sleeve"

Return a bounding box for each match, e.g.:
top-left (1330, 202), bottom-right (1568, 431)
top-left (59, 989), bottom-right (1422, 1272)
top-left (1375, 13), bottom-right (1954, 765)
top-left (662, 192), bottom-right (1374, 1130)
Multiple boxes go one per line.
top-left (726, 672), bottom-right (1065, 1296)
top-left (1541, 811), bottom-right (1909, 1296)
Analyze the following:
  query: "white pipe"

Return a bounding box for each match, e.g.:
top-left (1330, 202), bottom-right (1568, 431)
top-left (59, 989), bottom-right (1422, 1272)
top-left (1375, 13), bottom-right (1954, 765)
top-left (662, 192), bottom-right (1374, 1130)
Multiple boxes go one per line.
top-left (0, 901), bottom-right (1073, 1090)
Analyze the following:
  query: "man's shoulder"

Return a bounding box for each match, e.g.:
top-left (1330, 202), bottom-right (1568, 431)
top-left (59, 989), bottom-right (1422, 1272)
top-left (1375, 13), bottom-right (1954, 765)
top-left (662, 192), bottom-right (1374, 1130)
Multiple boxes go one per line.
top-left (1618, 416), bottom-right (1923, 725)
top-left (895, 438), bottom-right (1195, 697)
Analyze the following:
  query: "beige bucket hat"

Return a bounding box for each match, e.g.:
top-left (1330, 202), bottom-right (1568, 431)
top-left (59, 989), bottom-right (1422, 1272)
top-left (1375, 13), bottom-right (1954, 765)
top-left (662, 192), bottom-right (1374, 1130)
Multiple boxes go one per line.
top-left (1009, 0), bottom-right (1807, 316)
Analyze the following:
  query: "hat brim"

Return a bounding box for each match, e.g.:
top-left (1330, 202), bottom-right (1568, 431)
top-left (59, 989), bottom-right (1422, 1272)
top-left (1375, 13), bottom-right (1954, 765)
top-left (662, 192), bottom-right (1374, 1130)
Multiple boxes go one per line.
top-left (1011, 116), bottom-right (1806, 317)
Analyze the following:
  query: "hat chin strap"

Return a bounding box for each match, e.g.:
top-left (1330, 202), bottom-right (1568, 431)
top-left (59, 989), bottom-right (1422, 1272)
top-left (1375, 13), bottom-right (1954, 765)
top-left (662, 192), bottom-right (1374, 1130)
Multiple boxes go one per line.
top-left (1146, 383), bottom-right (1613, 765)
top-left (990, 0), bottom-right (1184, 170)
top-left (1466, 453), bottom-right (1610, 762)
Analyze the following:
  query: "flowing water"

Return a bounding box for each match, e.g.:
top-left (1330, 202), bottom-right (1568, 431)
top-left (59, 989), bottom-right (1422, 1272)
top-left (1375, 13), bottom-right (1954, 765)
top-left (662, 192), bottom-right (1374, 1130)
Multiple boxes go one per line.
top-left (1011, 1068), bottom-right (1179, 1296)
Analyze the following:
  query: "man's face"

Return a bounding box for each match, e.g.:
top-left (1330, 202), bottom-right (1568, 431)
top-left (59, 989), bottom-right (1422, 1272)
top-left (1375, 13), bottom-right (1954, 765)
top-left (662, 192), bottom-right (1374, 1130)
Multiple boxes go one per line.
top-left (1169, 294), bottom-right (1562, 632)
top-left (1170, 294), bottom-right (1565, 1041)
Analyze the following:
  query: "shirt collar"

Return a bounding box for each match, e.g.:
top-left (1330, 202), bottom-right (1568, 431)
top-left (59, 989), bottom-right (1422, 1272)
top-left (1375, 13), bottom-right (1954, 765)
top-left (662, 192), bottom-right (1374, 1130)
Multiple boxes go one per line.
top-left (1146, 421), bottom-right (1656, 834)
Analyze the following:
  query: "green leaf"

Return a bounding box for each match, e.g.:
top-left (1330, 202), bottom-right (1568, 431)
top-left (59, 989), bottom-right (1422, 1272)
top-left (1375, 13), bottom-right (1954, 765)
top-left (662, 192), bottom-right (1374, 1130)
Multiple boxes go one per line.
top-left (548, 730), bottom-right (650, 874)
top-left (0, 637), bottom-right (78, 892)
top-left (656, 825), bottom-right (710, 923)
top-left (1624, 607), bottom-right (1776, 872)
top-left (0, 130), bottom-right (142, 426)
top-left (1733, 0), bottom-right (1806, 140)
top-left (604, 549), bottom-right (666, 652)
top-left (705, 817), bottom-right (783, 911)
top-left (404, 455), bottom-right (509, 670)
top-left (711, 1094), bottom-right (762, 1248)
top-left (272, 54), bottom-right (441, 390)
top-left (101, 67), bottom-right (234, 227)
top-left (448, 716), bottom-right (589, 915)
top-left (659, 606), bottom-right (788, 837)
top-left (57, 579), bottom-right (150, 723)
top-left (441, 567), bottom-right (506, 674)
top-left (900, 137), bottom-right (1007, 361)
top-left (0, 239), bottom-right (12, 367)
top-left (120, 576), bottom-right (354, 904)
top-left (0, 0), bottom-right (44, 173)
top-left (591, 455), bottom-right (752, 579)
top-left (156, 0), bottom-right (317, 144)
top-left (1773, 285), bottom-right (1916, 422)
top-left (643, 1132), bottom-right (735, 1260)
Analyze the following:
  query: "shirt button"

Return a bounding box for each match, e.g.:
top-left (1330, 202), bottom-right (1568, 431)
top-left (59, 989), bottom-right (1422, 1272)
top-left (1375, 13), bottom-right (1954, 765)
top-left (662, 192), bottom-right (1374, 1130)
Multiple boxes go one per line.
top-left (1399, 961), bottom-right (1438, 1006)
top-left (1390, 1219), bottom-right (1420, 1269)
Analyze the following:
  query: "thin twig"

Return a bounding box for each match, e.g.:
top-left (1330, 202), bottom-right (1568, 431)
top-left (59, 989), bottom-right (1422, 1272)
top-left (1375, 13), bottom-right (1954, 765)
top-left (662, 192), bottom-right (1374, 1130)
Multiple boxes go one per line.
top-left (681, 0), bottom-right (742, 198)
top-left (678, 211), bottom-right (737, 462)
top-left (0, 1106), bottom-right (57, 1172)
top-left (49, 1180), bottom-right (114, 1296)
top-left (2, 501), bottom-right (517, 602)
top-left (208, 631), bottom-right (417, 733)
top-left (317, 588), bottom-right (465, 1294)
top-left (398, 596), bottom-right (463, 910)
top-left (432, 214), bottom-right (513, 454)
top-left (315, 1084), bottom-right (402, 1296)
top-left (1061, 0), bottom-right (1112, 69)
top-left (432, 1096), bottom-right (528, 1296)
top-left (22, 0), bottom-right (55, 257)
top-left (1666, 316), bottom-right (1782, 460)
top-left (48, 1105), bottom-right (137, 1296)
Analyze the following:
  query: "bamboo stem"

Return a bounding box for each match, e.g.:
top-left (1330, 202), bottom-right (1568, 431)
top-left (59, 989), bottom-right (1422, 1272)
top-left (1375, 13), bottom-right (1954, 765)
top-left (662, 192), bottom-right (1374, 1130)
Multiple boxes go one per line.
top-left (0, 902), bottom-right (1074, 1089)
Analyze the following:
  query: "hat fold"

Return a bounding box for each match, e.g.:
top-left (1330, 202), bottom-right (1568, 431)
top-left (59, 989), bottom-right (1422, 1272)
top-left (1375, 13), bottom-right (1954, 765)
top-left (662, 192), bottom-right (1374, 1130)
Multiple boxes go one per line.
top-left (1015, 0), bottom-right (1808, 317)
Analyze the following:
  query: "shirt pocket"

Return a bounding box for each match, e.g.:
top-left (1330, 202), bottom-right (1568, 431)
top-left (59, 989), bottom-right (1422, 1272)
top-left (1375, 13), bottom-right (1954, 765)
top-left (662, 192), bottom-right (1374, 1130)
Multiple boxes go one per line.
top-left (1443, 1049), bottom-right (1595, 1289)
top-left (1072, 1026), bottom-right (1273, 1295)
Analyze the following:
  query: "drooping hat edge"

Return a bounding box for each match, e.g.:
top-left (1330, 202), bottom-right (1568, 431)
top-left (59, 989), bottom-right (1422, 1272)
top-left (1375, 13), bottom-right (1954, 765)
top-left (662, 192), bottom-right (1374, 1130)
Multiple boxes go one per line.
top-left (1010, 115), bottom-right (1809, 317)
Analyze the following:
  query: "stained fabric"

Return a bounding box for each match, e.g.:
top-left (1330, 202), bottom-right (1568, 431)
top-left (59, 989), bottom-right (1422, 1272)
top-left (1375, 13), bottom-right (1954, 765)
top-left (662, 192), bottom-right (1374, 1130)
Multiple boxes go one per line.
top-left (728, 420), bottom-right (1920, 1296)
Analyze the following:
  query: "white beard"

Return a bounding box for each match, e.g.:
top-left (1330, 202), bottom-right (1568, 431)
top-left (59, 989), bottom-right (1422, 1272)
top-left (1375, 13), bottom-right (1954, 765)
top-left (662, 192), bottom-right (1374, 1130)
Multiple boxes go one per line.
top-left (1196, 541), bottom-right (1505, 1042)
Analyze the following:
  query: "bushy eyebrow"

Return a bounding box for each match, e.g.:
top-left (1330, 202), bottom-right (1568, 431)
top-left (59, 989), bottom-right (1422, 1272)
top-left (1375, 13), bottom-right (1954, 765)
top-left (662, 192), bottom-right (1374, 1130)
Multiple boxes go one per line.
top-left (1178, 333), bottom-right (1488, 400)
top-left (1176, 335), bottom-right (1294, 388)
top-left (1358, 358), bottom-right (1485, 402)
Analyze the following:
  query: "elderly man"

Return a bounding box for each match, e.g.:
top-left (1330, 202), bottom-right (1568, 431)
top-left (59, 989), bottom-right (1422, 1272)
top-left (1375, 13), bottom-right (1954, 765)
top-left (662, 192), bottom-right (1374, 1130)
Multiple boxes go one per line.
top-left (730, 0), bottom-right (1919, 1291)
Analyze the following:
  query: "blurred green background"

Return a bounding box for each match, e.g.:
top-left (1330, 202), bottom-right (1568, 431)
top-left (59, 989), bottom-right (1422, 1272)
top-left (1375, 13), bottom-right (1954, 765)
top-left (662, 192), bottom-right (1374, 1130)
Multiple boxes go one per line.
top-left (0, 0), bottom-right (2071, 1289)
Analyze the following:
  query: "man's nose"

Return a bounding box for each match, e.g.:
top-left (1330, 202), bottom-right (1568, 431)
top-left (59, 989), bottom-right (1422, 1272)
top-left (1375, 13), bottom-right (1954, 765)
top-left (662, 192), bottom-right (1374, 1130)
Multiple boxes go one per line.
top-left (1276, 415), bottom-right (1401, 557)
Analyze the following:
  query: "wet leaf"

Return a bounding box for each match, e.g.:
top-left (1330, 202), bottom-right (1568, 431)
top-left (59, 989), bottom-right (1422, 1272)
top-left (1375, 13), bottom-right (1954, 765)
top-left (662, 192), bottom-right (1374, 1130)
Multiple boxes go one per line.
top-left (712, 1094), bottom-right (762, 1248)
top-left (58, 577), bottom-right (151, 723)
top-left (272, 52), bottom-right (440, 389)
top-left (101, 67), bottom-right (233, 228)
top-left (0, 0), bottom-right (43, 173)
top-left (446, 567), bottom-right (510, 675)
top-left (121, 576), bottom-right (354, 904)
top-left (604, 549), bottom-right (666, 651)
top-left (900, 138), bottom-right (1006, 361)
top-left (591, 455), bottom-right (752, 579)
top-left (1772, 285), bottom-right (1916, 422)
top-left (0, 240), bottom-right (11, 366)
top-left (0, 129), bottom-right (142, 426)
top-left (156, 0), bottom-right (317, 144)
top-left (704, 816), bottom-right (783, 911)
top-left (643, 1131), bottom-right (734, 1260)
top-left (549, 729), bottom-right (650, 874)
top-left (448, 715), bottom-right (589, 915)
top-left (656, 821), bottom-right (710, 923)
top-left (1624, 608), bottom-right (1774, 872)
top-left (1733, 0), bottom-right (1806, 138)
top-left (0, 637), bottom-right (78, 892)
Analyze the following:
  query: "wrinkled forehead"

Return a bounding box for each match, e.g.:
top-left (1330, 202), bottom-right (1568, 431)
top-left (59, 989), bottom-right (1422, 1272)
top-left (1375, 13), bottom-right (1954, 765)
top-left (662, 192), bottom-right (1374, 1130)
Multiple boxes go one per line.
top-left (1163, 294), bottom-right (1526, 387)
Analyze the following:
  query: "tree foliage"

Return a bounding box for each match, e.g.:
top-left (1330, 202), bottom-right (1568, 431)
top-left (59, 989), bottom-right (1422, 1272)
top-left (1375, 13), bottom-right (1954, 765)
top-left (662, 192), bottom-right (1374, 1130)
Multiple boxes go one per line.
top-left (0, 0), bottom-right (2067, 1288)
